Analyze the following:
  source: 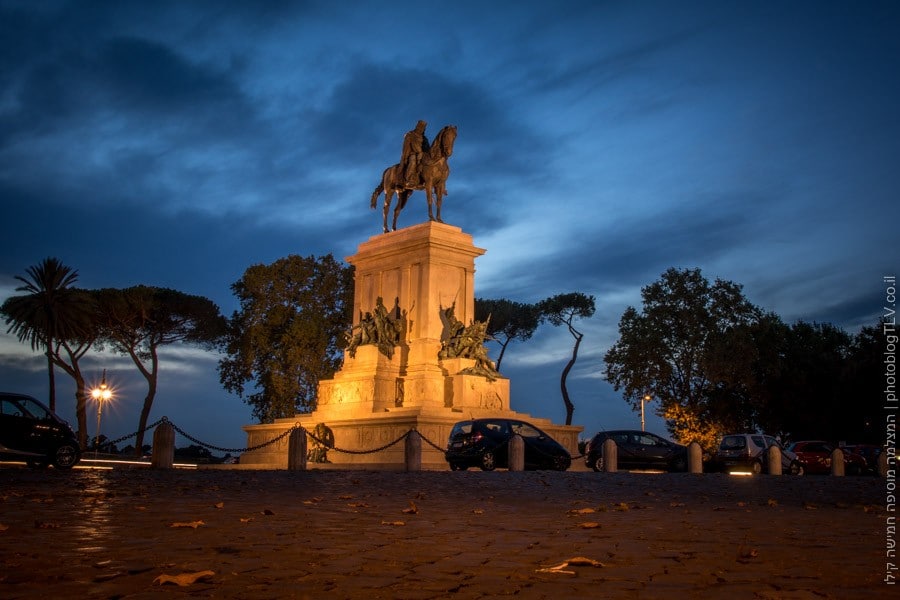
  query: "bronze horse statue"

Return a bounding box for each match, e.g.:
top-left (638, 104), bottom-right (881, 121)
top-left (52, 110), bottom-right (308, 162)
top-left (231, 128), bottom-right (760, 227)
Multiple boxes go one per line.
top-left (370, 125), bottom-right (457, 233)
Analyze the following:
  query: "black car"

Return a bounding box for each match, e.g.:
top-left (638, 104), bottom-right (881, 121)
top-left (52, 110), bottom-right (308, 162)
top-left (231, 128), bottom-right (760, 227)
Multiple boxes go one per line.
top-left (445, 418), bottom-right (571, 471)
top-left (584, 430), bottom-right (687, 472)
top-left (0, 392), bottom-right (81, 469)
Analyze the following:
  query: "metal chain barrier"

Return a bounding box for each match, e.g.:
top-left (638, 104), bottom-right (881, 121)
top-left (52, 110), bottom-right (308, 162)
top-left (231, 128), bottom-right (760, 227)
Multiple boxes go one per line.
top-left (96, 418), bottom-right (579, 463)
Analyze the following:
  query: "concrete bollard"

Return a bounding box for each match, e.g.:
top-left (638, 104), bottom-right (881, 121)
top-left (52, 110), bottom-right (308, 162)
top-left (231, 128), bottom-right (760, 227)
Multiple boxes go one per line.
top-left (688, 442), bottom-right (704, 474)
top-left (288, 427), bottom-right (307, 471)
top-left (151, 421), bottom-right (175, 469)
top-left (767, 445), bottom-right (782, 475)
top-left (830, 448), bottom-right (845, 477)
top-left (602, 438), bottom-right (618, 473)
top-left (405, 430), bottom-right (422, 472)
top-left (508, 434), bottom-right (525, 471)
top-left (878, 451), bottom-right (889, 477)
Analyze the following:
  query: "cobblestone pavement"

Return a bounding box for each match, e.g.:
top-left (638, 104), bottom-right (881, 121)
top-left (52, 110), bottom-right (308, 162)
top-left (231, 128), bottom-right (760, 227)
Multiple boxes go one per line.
top-left (0, 468), bottom-right (889, 599)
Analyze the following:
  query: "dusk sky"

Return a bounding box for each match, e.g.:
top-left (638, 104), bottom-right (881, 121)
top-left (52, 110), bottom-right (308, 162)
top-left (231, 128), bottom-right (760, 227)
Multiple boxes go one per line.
top-left (1, 0), bottom-right (897, 453)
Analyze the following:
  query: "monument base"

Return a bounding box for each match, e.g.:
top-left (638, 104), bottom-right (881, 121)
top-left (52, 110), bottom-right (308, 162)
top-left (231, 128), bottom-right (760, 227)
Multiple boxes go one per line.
top-left (240, 408), bottom-right (582, 470)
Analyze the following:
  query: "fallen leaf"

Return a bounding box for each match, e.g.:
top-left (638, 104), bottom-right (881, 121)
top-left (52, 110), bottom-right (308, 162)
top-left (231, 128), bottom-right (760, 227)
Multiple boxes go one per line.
top-left (766, 499), bottom-right (778, 507)
top-left (214, 502), bottom-right (224, 509)
top-left (0, 523), bottom-right (8, 532)
top-left (568, 557), bottom-right (604, 566)
top-left (339, 495), bottom-right (354, 500)
top-left (402, 500), bottom-right (418, 515)
top-left (381, 520), bottom-right (405, 526)
top-left (347, 502), bottom-right (370, 508)
top-left (537, 556), bottom-right (604, 575)
top-left (578, 522), bottom-right (602, 529)
top-left (567, 507), bottom-right (596, 515)
top-left (669, 502), bottom-right (685, 508)
top-left (170, 520), bottom-right (205, 529)
top-left (614, 503), bottom-right (630, 512)
top-left (239, 517), bottom-right (253, 523)
top-left (153, 570), bottom-right (215, 586)
top-left (34, 521), bottom-right (60, 529)
top-left (472, 509), bottom-right (484, 515)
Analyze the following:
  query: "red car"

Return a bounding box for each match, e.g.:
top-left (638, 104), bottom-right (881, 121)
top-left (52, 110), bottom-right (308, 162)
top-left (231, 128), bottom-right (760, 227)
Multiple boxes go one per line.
top-left (786, 441), bottom-right (866, 475)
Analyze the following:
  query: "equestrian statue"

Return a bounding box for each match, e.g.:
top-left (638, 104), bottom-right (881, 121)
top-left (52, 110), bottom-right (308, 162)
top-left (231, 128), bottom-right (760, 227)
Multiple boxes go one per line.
top-left (370, 120), bottom-right (457, 233)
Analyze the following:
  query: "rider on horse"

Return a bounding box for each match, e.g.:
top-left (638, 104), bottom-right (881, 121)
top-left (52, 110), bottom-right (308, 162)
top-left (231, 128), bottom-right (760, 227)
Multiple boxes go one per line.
top-left (400, 120), bottom-right (430, 188)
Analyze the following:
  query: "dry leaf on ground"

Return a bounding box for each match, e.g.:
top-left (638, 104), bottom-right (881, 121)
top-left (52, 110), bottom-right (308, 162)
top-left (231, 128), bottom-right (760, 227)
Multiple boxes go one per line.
top-left (214, 502), bottom-right (224, 509)
top-left (0, 523), bottom-right (8, 532)
top-left (567, 507), bottom-right (596, 515)
top-left (537, 556), bottom-right (604, 575)
top-left (153, 570), bottom-right (215, 586)
top-left (170, 520), bottom-right (204, 529)
top-left (402, 501), bottom-right (418, 515)
top-left (381, 520), bottom-right (405, 526)
top-left (578, 522), bottom-right (601, 529)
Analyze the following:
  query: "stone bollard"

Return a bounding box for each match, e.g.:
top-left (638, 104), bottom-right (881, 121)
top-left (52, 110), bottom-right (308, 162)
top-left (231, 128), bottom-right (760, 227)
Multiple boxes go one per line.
top-left (288, 427), bottom-right (307, 471)
top-left (688, 442), bottom-right (704, 474)
top-left (405, 430), bottom-right (422, 472)
top-left (767, 445), bottom-right (782, 475)
top-left (878, 451), bottom-right (889, 477)
top-left (830, 448), bottom-right (845, 477)
top-left (508, 434), bottom-right (525, 472)
top-left (602, 438), bottom-right (618, 473)
top-left (151, 421), bottom-right (175, 469)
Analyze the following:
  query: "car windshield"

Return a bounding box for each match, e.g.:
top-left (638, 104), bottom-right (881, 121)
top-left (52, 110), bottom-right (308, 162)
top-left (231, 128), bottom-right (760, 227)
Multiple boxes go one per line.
top-left (720, 436), bottom-right (745, 449)
top-left (450, 422), bottom-right (473, 437)
top-left (510, 422), bottom-right (542, 438)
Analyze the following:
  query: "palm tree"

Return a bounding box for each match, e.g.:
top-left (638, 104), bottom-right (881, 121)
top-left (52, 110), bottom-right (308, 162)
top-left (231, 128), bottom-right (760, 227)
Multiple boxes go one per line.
top-left (0, 258), bottom-right (90, 411)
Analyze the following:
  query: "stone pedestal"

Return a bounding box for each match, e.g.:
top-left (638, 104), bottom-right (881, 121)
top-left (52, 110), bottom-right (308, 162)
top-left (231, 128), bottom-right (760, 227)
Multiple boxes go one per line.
top-left (240, 222), bottom-right (582, 468)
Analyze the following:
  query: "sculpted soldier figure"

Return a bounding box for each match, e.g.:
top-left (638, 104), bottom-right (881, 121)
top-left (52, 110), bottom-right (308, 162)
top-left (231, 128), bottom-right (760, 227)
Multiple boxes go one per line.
top-left (400, 120), bottom-right (430, 187)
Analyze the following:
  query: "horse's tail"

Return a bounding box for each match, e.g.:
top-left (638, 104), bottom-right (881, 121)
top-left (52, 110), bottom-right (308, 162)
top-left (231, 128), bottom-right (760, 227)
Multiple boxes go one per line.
top-left (370, 182), bottom-right (383, 209)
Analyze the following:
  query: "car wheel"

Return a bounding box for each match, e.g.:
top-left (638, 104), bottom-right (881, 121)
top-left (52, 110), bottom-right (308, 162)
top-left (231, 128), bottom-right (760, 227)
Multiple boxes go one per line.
top-left (479, 451), bottom-right (496, 471)
top-left (789, 461), bottom-right (805, 476)
top-left (53, 444), bottom-right (80, 469)
top-left (593, 456), bottom-right (604, 472)
top-left (751, 460), bottom-right (763, 475)
top-left (554, 456), bottom-right (571, 471)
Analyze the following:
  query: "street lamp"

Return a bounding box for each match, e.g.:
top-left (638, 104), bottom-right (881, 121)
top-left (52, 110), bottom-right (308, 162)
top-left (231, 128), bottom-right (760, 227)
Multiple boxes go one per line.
top-left (641, 394), bottom-right (652, 432)
top-left (91, 370), bottom-right (112, 457)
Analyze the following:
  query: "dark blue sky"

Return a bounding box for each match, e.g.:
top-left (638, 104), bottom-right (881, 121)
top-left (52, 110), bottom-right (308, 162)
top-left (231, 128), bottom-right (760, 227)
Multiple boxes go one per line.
top-left (1, 0), bottom-right (897, 451)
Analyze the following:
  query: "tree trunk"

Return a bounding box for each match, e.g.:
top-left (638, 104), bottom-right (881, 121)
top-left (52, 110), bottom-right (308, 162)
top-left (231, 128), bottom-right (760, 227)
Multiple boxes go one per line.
top-left (560, 330), bottom-right (583, 426)
top-left (46, 348), bottom-right (56, 412)
top-left (133, 347), bottom-right (160, 457)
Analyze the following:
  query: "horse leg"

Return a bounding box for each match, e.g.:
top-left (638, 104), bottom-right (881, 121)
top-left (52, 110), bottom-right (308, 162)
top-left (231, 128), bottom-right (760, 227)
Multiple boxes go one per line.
top-left (393, 189), bottom-right (410, 231)
top-left (435, 186), bottom-right (444, 223)
top-left (382, 192), bottom-right (392, 234)
top-left (425, 181), bottom-right (435, 222)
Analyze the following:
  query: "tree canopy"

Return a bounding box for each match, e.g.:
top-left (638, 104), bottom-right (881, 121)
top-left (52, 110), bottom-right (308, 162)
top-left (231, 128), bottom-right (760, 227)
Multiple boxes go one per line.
top-left (1, 257), bottom-right (94, 412)
top-left (218, 254), bottom-right (354, 422)
top-left (96, 285), bottom-right (227, 455)
top-left (474, 298), bottom-right (542, 370)
top-left (603, 268), bottom-right (760, 448)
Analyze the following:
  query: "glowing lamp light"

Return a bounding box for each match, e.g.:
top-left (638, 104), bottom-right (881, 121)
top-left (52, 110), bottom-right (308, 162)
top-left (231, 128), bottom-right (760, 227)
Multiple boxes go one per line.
top-left (91, 370), bottom-right (114, 457)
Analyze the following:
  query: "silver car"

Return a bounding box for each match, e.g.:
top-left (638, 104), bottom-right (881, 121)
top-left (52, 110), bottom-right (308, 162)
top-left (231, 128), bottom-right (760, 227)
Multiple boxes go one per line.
top-left (716, 433), bottom-right (804, 475)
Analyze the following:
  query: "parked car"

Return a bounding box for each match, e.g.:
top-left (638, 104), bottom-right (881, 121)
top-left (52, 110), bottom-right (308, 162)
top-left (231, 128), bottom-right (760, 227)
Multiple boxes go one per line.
top-left (0, 392), bottom-right (81, 469)
top-left (786, 441), bottom-right (867, 475)
top-left (445, 418), bottom-right (571, 471)
top-left (843, 444), bottom-right (883, 475)
top-left (716, 433), bottom-right (803, 475)
top-left (584, 430), bottom-right (688, 472)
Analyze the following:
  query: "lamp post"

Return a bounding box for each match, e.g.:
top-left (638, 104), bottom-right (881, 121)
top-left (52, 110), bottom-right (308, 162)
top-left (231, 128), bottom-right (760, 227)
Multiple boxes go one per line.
top-left (91, 370), bottom-right (112, 457)
top-left (641, 394), bottom-right (651, 432)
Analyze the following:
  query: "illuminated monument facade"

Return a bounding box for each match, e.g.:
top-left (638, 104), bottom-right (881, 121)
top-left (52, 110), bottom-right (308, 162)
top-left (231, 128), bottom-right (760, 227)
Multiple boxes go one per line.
top-left (240, 122), bottom-right (581, 468)
top-left (240, 222), bottom-right (582, 468)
